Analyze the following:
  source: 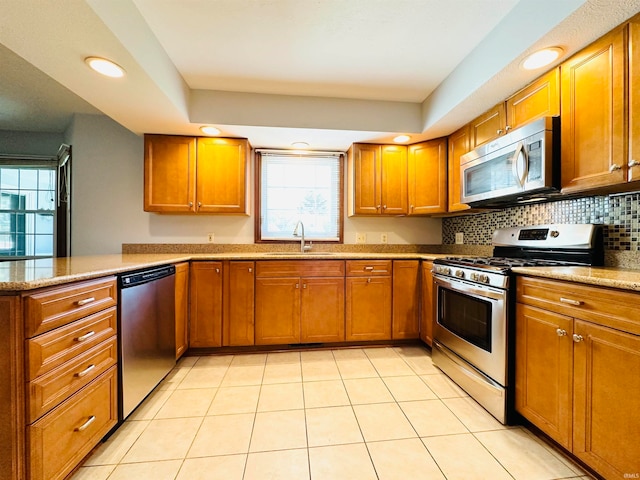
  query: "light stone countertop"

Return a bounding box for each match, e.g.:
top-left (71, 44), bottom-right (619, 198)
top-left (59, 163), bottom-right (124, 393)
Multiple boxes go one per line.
top-left (512, 265), bottom-right (640, 292)
top-left (0, 252), bottom-right (451, 292)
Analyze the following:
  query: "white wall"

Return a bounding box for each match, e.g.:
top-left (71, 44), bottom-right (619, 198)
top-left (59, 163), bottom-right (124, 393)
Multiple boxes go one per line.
top-left (64, 114), bottom-right (441, 255)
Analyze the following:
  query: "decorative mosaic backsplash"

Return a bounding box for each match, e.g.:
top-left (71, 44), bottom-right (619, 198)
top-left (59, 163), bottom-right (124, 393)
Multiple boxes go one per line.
top-left (442, 192), bottom-right (640, 251)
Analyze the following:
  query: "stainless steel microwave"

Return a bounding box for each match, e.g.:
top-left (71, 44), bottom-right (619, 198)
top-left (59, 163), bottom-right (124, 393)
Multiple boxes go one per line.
top-left (460, 116), bottom-right (560, 207)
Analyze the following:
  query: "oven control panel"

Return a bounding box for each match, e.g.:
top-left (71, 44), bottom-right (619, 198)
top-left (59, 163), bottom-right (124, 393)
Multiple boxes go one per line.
top-left (433, 264), bottom-right (509, 289)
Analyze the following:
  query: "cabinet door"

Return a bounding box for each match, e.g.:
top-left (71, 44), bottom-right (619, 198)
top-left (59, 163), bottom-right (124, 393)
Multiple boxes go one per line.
top-left (196, 138), bottom-right (248, 214)
top-left (447, 125), bottom-right (471, 212)
top-left (300, 277), bottom-right (345, 343)
top-left (226, 261), bottom-right (255, 346)
top-left (573, 320), bottom-right (640, 479)
top-left (174, 262), bottom-right (189, 359)
top-left (515, 304), bottom-right (573, 449)
top-left (189, 262), bottom-right (223, 348)
top-left (143, 135), bottom-right (196, 212)
top-left (629, 16), bottom-right (640, 182)
top-left (380, 145), bottom-right (408, 215)
top-left (561, 26), bottom-right (627, 193)
top-left (345, 276), bottom-right (391, 341)
top-left (348, 143), bottom-right (381, 215)
top-left (255, 277), bottom-right (300, 345)
top-left (419, 261), bottom-right (434, 346)
top-left (469, 103), bottom-right (506, 149)
top-left (392, 261), bottom-right (420, 339)
top-left (505, 68), bottom-right (560, 131)
top-left (408, 139), bottom-right (447, 215)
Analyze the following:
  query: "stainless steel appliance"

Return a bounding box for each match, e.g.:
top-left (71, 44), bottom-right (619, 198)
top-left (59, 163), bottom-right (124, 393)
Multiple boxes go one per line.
top-left (118, 265), bottom-right (176, 420)
top-left (460, 116), bottom-right (560, 207)
top-left (432, 224), bottom-right (603, 424)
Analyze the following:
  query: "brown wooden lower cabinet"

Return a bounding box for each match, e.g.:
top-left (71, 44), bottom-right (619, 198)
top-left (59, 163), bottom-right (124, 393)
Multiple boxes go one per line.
top-left (345, 260), bottom-right (392, 341)
top-left (225, 261), bottom-right (255, 346)
top-left (189, 261), bottom-right (223, 347)
top-left (392, 260), bottom-right (420, 339)
top-left (174, 262), bottom-right (189, 359)
top-left (419, 261), bottom-right (434, 346)
top-left (254, 261), bottom-right (346, 345)
top-left (516, 276), bottom-right (640, 479)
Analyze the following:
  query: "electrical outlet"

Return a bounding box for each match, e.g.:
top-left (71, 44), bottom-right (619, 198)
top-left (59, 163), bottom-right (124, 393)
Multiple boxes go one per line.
top-left (380, 232), bottom-right (388, 244)
top-left (455, 232), bottom-right (464, 245)
top-left (355, 232), bottom-right (366, 244)
top-left (207, 233), bottom-right (215, 243)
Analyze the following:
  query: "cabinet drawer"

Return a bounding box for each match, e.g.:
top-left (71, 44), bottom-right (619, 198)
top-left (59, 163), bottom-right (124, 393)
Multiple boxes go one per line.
top-left (256, 260), bottom-right (345, 278)
top-left (346, 260), bottom-right (392, 276)
top-left (516, 276), bottom-right (640, 335)
top-left (25, 277), bottom-right (117, 337)
top-left (28, 366), bottom-right (118, 480)
top-left (28, 338), bottom-right (117, 422)
top-left (27, 306), bottom-right (117, 379)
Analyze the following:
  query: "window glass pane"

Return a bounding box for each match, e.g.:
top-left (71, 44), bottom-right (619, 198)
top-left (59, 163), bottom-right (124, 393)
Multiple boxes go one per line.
top-left (260, 154), bottom-right (341, 241)
top-left (19, 169), bottom-right (38, 189)
top-left (0, 166), bottom-right (56, 259)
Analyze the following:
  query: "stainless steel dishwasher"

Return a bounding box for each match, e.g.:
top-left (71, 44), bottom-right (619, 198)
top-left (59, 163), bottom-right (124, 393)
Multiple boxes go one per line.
top-left (118, 265), bottom-right (176, 420)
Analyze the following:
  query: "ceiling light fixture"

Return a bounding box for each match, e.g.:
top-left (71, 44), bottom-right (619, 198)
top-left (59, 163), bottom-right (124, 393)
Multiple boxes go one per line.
top-left (521, 47), bottom-right (563, 70)
top-left (393, 135), bottom-right (411, 143)
top-left (291, 142), bottom-right (309, 149)
top-left (84, 57), bottom-right (125, 78)
top-left (200, 126), bottom-right (221, 136)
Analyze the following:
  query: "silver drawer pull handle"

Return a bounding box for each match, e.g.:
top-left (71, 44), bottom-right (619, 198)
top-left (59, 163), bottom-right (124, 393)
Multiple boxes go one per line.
top-left (556, 328), bottom-right (567, 337)
top-left (75, 415), bottom-right (96, 432)
top-left (75, 364), bottom-right (96, 378)
top-left (560, 297), bottom-right (583, 306)
top-left (75, 331), bottom-right (96, 342)
top-left (76, 297), bottom-right (96, 306)
top-left (572, 334), bottom-right (584, 343)
top-left (364, 266), bottom-right (374, 271)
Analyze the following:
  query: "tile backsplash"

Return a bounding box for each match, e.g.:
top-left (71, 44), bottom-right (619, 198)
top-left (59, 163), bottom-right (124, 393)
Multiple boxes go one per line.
top-left (442, 192), bottom-right (640, 251)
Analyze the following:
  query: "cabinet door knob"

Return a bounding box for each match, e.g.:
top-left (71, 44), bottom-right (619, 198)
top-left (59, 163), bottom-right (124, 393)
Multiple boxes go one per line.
top-left (556, 328), bottom-right (567, 337)
top-left (295, 283), bottom-right (299, 289)
top-left (572, 334), bottom-right (584, 343)
top-left (377, 205), bottom-right (381, 210)
top-left (609, 163), bottom-right (622, 172)
top-left (248, 267), bottom-right (253, 273)
top-left (629, 160), bottom-right (640, 168)
top-left (197, 201), bottom-right (202, 208)
top-left (383, 204), bottom-right (387, 210)
top-left (303, 284), bottom-right (307, 289)
top-left (505, 125), bottom-right (512, 132)
top-left (497, 129), bottom-right (504, 135)
top-left (367, 278), bottom-right (371, 283)
top-left (215, 268), bottom-right (220, 273)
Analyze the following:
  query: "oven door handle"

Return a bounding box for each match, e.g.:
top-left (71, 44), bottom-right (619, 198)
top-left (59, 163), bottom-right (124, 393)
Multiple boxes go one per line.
top-left (434, 275), bottom-right (506, 302)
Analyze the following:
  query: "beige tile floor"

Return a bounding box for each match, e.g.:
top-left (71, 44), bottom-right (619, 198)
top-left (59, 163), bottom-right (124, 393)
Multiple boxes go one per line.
top-left (72, 346), bottom-right (593, 480)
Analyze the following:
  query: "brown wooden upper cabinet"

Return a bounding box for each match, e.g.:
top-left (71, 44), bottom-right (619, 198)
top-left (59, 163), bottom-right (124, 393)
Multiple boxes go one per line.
top-left (561, 18), bottom-right (640, 194)
top-left (144, 134), bottom-right (249, 214)
top-left (347, 143), bottom-right (408, 216)
top-left (407, 138), bottom-right (447, 215)
top-left (469, 68), bottom-right (560, 150)
top-left (447, 124), bottom-right (471, 213)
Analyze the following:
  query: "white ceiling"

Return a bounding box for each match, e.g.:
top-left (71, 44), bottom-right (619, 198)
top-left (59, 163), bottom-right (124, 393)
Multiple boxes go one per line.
top-left (1, 0), bottom-right (640, 150)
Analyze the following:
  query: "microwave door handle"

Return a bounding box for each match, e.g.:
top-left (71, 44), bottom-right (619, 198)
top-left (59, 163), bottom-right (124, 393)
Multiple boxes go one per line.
top-left (511, 141), bottom-right (528, 187)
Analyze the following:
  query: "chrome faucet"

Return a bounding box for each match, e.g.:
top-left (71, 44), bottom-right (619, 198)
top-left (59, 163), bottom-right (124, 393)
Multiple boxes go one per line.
top-left (293, 220), bottom-right (312, 253)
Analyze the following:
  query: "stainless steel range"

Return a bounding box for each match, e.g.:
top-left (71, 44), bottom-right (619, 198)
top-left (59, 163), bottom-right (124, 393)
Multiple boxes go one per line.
top-left (432, 224), bottom-right (604, 424)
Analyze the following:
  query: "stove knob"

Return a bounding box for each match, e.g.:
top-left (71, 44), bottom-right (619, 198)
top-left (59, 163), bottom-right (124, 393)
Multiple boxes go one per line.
top-left (445, 267), bottom-right (451, 275)
top-left (550, 230), bottom-right (560, 238)
top-left (470, 272), bottom-right (478, 281)
top-left (455, 270), bottom-right (465, 278)
top-left (479, 274), bottom-right (490, 284)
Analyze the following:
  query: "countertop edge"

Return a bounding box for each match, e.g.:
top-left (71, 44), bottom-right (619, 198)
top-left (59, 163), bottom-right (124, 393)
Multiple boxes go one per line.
top-left (512, 266), bottom-right (640, 292)
top-left (0, 253), bottom-right (448, 292)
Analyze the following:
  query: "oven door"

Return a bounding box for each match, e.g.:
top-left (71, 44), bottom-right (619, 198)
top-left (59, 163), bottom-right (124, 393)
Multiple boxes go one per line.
top-left (433, 274), bottom-right (508, 386)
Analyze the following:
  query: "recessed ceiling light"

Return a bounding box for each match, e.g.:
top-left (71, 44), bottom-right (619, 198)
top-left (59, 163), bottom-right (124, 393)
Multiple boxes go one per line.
top-left (200, 126), bottom-right (221, 136)
top-left (291, 142), bottom-right (309, 149)
top-left (393, 135), bottom-right (411, 143)
top-left (522, 47), bottom-right (563, 70)
top-left (84, 57), bottom-right (125, 78)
